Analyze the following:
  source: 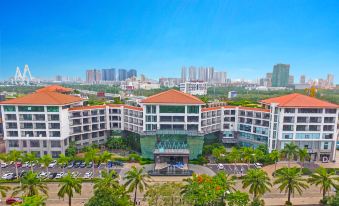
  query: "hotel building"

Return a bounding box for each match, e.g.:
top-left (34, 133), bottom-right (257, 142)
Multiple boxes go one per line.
top-left (0, 87), bottom-right (338, 165)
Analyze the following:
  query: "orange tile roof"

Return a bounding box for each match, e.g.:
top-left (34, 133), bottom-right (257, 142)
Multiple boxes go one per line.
top-left (202, 106), bottom-right (222, 112)
top-left (107, 104), bottom-right (124, 108)
top-left (69, 105), bottom-right (106, 111)
top-left (124, 105), bottom-right (143, 111)
top-left (0, 92), bottom-right (83, 105)
top-left (261, 93), bottom-right (338, 108)
top-left (141, 89), bottom-right (204, 104)
top-left (239, 106), bottom-right (270, 112)
top-left (36, 85), bottom-right (73, 93)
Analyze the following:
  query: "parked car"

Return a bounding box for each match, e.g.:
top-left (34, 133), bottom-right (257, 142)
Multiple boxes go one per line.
top-left (71, 171), bottom-right (80, 178)
top-left (67, 161), bottom-right (75, 168)
top-left (80, 161), bottom-right (87, 168)
top-left (254, 163), bottom-right (263, 168)
top-left (38, 172), bottom-right (49, 179)
top-left (15, 162), bottom-right (22, 168)
top-left (48, 160), bottom-right (57, 168)
top-left (0, 162), bottom-right (8, 168)
top-left (49, 172), bottom-right (58, 179)
top-left (217, 163), bottom-right (224, 170)
top-left (55, 172), bottom-right (65, 179)
top-left (74, 161), bottom-right (81, 168)
top-left (86, 162), bottom-right (93, 168)
top-left (2, 173), bottom-right (15, 180)
top-left (19, 171), bottom-right (27, 177)
top-left (83, 171), bottom-right (93, 179)
top-left (6, 197), bottom-right (22, 205)
top-left (22, 162), bottom-right (29, 168)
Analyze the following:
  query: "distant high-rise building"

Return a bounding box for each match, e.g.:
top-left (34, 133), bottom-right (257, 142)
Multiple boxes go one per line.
top-left (266, 72), bottom-right (272, 87)
top-left (86, 69), bottom-right (101, 83)
top-left (198, 67), bottom-right (206, 81)
top-left (300, 75), bottom-right (306, 84)
top-left (288, 75), bottom-right (294, 85)
top-left (127, 69), bottom-right (137, 79)
top-left (118, 69), bottom-right (127, 81)
top-left (189, 66), bottom-right (197, 81)
top-left (327, 73), bottom-right (334, 87)
top-left (181, 66), bottom-right (187, 82)
top-left (271, 64), bottom-right (290, 87)
top-left (55, 75), bottom-right (62, 82)
top-left (213, 71), bottom-right (227, 83)
top-left (207, 67), bottom-right (214, 82)
top-left (102, 68), bottom-right (116, 81)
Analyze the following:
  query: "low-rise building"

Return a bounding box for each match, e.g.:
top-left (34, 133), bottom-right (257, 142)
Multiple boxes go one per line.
top-left (179, 81), bottom-right (207, 95)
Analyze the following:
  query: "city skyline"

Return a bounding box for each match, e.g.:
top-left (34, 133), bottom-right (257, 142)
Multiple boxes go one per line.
top-left (1, 1), bottom-right (339, 83)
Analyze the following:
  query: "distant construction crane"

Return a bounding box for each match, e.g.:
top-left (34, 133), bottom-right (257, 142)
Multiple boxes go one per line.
top-left (13, 64), bottom-right (33, 85)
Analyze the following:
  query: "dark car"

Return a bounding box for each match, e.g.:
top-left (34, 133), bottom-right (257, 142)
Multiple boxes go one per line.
top-left (114, 161), bottom-right (124, 166)
top-left (80, 161), bottom-right (86, 168)
top-left (19, 171), bottom-right (27, 178)
top-left (6, 197), bottom-right (22, 205)
top-left (49, 172), bottom-right (57, 179)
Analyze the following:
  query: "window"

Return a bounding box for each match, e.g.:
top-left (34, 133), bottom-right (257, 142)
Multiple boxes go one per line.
top-left (51, 141), bottom-right (61, 148)
top-left (30, 140), bottom-right (40, 147)
top-left (325, 109), bottom-right (336, 114)
top-left (187, 106), bottom-right (199, 114)
top-left (159, 106), bottom-right (185, 113)
top-left (146, 105), bottom-right (156, 114)
top-left (295, 133), bottom-right (320, 139)
top-left (282, 133), bottom-right (293, 139)
top-left (297, 117), bottom-right (307, 123)
top-left (323, 134), bottom-right (333, 139)
top-left (283, 116), bottom-right (294, 123)
top-left (5, 114), bottom-right (16, 120)
top-left (8, 140), bottom-right (19, 147)
top-left (283, 125), bottom-right (294, 131)
top-left (18, 106), bottom-right (44, 112)
top-left (298, 108), bottom-right (322, 113)
top-left (284, 108), bottom-right (295, 113)
top-left (4, 106), bottom-right (15, 112)
top-left (47, 106), bottom-right (59, 112)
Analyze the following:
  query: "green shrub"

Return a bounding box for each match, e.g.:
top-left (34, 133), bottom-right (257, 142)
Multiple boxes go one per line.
top-left (128, 153), bottom-right (141, 162)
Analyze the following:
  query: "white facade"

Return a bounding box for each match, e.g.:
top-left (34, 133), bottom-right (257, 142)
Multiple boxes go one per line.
top-left (180, 82), bottom-right (207, 95)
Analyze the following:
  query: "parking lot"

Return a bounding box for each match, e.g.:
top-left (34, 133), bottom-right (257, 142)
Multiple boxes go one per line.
top-left (0, 161), bottom-right (123, 180)
top-left (207, 163), bottom-right (256, 175)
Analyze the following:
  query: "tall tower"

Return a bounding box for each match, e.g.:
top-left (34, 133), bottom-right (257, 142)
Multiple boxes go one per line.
top-left (181, 66), bottom-right (187, 82)
top-left (271, 64), bottom-right (290, 87)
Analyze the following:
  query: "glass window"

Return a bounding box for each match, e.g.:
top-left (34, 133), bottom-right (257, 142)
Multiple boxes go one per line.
top-left (4, 106), bottom-right (16, 112)
top-left (47, 106), bottom-right (59, 112)
top-left (187, 106), bottom-right (199, 114)
top-left (159, 106), bottom-right (185, 113)
top-left (18, 106), bottom-right (44, 112)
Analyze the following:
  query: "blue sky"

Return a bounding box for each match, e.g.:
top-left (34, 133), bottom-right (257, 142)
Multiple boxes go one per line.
top-left (0, 0), bottom-right (338, 82)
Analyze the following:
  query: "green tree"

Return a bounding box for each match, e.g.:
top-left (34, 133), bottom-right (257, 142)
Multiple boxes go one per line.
top-left (273, 167), bottom-right (309, 205)
top-left (58, 173), bottom-right (82, 206)
top-left (228, 147), bottom-right (241, 172)
top-left (308, 167), bottom-right (339, 200)
top-left (242, 147), bottom-right (255, 166)
top-left (0, 185), bottom-right (11, 202)
top-left (124, 166), bottom-right (150, 205)
top-left (84, 148), bottom-right (99, 175)
top-left (18, 195), bottom-right (47, 206)
top-left (326, 192), bottom-right (339, 206)
top-left (85, 186), bottom-right (132, 206)
top-left (8, 150), bottom-right (22, 179)
top-left (281, 143), bottom-right (299, 168)
top-left (12, 171), bottom-right (48, 197)
top-left (211, 146), bottom-right (227, 163)
top-left (298, 148), bottom-right (309, 171)
top-left (39, 154), bottom-right (53, 174)
top-left (227, 191), bottom-right (250, 206)
top-left (99, 151), bottom-right (112, 173)
top-left (57, 154), bottom-right (70, 173)
top-left (94, 170), bottom-right (119, 190)
top-left (65, 142), bottom-right (77, 157)
top-left (270, 150), bottom-right (280, 173)
top-left (23, 152), bottom-right (37, 172)
top-left (144, 183), bottom-right (187, 206)
top-left (242, 169), bottom-right (272, 200)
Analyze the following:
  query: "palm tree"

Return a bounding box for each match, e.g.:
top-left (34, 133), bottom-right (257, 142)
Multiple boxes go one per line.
top-left (39, 154), bottom-right (53, 174)
top-left (23, 152), bottom-right (37, 172)
top-left (242, 147), bottom-right (255, 167)
top-left (94, 170), bottom-right (119, 190)
top-left (99, 151), bottom-right (112, 173)
top-left (19, 195), bottom-right (46, 206)
top-left (12, 171), bottom-right (48, 197)
top-left (308, 166), bottom-right (339, 200)
top-left (270, 150), bottom-right (280, 173)
top-left (228, 147), bottom-right (241, 173)
top-left (58, 173), bottom-right (82, 206)
top-left (124, 166), bottom-right (150, 205)
top-left (242, 168), bottom-right (272, 200)
top-left (298, 148), bottom-right (309, 172)
top-left (8, 150), bottom-right (22, 179)
top-left (84, 148), bottom-right (99, 175)
top-left (0, 185), bottom-right (11, 203)
top-left (57, 154), bottom-right (70, 173)
top-left (273, 167), bottom-right (309, 205)
top-left (213, 172), bottom-right (236, 203)
top-left (281, 143), bottom-right (299, 168)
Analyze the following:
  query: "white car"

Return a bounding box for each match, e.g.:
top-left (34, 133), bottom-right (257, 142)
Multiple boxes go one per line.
top-left (217, 163), bottom-right (224, 170)
top-left (22, 162), bottom-right (29, 168)
top-left (48, 160), bottom-right (57, 168)
top-left (71, 171), bottom-right (80, 178)
top-left (83, 171), bottom-right (93, 179)
top-left (254, 163), bottom-right (263, 168)
top-left (2, 173), bottom-right (14, 180)
top-left (55, 172), bottom-right (65, 179)
top-left (38, 172), bottom-right (49, 178)
top-left (0, 163), bottom-right (8, 168)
